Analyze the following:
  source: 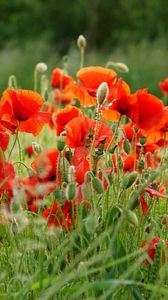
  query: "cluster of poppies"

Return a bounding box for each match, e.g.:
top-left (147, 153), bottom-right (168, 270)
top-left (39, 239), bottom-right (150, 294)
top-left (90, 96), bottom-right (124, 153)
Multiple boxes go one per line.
top-left (0, 65), bottom-right (168, 264)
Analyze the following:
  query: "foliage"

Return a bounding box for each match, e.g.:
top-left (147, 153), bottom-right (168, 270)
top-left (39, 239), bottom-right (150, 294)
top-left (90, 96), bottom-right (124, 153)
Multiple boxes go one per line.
top-left (0, 0), bottom-right (168, 51)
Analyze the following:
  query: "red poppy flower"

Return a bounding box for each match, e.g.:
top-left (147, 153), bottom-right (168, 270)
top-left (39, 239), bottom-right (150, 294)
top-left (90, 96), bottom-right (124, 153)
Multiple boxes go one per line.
top-left (31, 149), bottom-right (59, 181)
top-left (67, 66), bottom-right (117, 107)
top-left (140, 187), bottom-right (168, 216)
top-left (51, 68), bottom-right (73, 89)
top-left (18, 174), bottom-right (56, 211)
top-left (0, 89), bottom-right (51, 136)
top-left (72, 147), bottom-right (90, 184)
top-left (141, 108), bottom-right (168, 144)
top-left (43, 103), bottom-right (57, 130)
top-left (42, 200), bottom-right (73, 230)
top-left (25, 145), bottom-right (34, 157)
top-left (101, 79), bottom-right (132, 121)
top-left (56, 106), bottom-right (81, 135)
top-left (159, 78), bottom-right (168, 96)
top-left (129, 89), bottom-right (164, 130)
top-left (67, 81), bottom-right (96, 107)
top-left (120, 123), bottom-right (135, 142)
top-left (0, 159), bottom-right (15, 199)
top-left (123, 152), bottom-right (137, 172)
top-left (0, 125), bottom-right (9, 151)
top-left (77, 66), bottom-right (117, 97)
top-left (65, 115), bottom-right (113, 149)
top-left (141, 236), bottom-right (168, 265)
top-left (54, 89), bottom-right (74, 106)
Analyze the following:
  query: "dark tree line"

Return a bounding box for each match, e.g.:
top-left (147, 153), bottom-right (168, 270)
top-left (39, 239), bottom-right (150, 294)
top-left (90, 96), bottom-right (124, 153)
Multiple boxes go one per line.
top-left (0, 0), bottom-right (168, 51)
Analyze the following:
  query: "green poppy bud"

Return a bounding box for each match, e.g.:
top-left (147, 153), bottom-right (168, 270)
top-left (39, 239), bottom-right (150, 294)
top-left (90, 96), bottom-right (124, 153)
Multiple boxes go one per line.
top-left (85, 215), bottom-right (97, 234)
top-left (57, 136), bottom-right (65, 152)
top-left (32, 142), bottom-right (42, 154)
top-left (36, 62), bottom-right (47, 73)
top-left (92, 176), bottom-right (104, 194)
top-left (66, 182), bottom-right (76, 201)
top-left (123, 138), bottom-right (131, 154)
top-left (77, 35), bottom-right (87, 49)
top-left (129, 191), bottom-right (139, 210)
top-left (124, 209), bottom-right (139, 226)
top-left (140, 136), bottom-right (146, 146)
top-left (122, 171), bottom-right (138, 189)
top-left (96, 82), bottom-right (109, 105)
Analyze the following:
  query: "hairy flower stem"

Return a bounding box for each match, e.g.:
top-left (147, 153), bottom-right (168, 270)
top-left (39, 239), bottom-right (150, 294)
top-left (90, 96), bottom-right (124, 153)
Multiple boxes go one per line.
top-left (34, 66), bottom-right (38, 91)
top-left (90, 105), bottom-right (100, 154)
top-left (107, 118), bottom-right (121, 151)
top-left (80, 47), bottom-right (85, 69)
top-left (8, 126), bottom-right (19, 161)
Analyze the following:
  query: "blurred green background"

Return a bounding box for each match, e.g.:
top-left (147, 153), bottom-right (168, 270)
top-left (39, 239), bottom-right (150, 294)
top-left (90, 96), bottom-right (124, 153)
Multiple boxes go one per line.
top-left (0, 0), bottom-right (168, 96)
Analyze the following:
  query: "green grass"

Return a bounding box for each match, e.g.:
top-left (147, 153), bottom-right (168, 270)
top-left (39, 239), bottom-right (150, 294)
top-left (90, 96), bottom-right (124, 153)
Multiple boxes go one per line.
top-left (1, 125), bottom-right (168, 299)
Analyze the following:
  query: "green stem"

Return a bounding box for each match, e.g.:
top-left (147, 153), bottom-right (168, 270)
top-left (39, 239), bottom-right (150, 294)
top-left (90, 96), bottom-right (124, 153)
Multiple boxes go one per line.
top-left (90, 105), bottom-right (100, 153)
top-left (34, 66), bottom-right (38, 91)
top-left (80, 47), bottom-right (85, 69)
top-left (8, 127), bottom-right (19, 160)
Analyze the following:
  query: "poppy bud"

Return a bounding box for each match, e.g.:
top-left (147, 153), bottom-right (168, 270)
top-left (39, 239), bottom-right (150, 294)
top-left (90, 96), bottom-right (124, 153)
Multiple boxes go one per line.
top-left (85, 214), bottom-right (97, 234)
top-left (106, 61), bottom-right (129, 73)
top-left (82, 182), bottom-right (92, 200)
top-left (57, 136), bottom-right (65, 152)
top-left (124, 209), bottom-right (139, 226)
top-left (68, 165), bottom-right (76, 183)
top-left (129, 191), bottom-right (139, 210)
top-left (66, 182), bottom-right (76, 200)
top-left (122, 171), bottom-right (138, 189)
top-left (96, 82), bottom-right (109, 105)
top-left (140, 136), bottom-right (146, 146)
top-left (108, 145), bottom-right (117, 154)
top-left (36, 62), bottom-right (47, 73)
top-left (123, 138), bottom-right (131, 154)
top-left (114, 62), bottom-right (129, 73)
top-left (77, 35), bottom-right (87, 49)
top-left (92, 176), bottom-right (104, 194)
top-left (32, 142), bottom-right (42, 154)
top-left (65, 149), bottom-right (72, 163)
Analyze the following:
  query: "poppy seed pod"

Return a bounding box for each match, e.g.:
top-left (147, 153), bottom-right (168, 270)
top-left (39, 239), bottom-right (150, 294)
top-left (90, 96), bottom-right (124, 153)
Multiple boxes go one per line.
top-left (96, 82), bottom-right (109, 105)
top-left (32, 142), bottom-right (42, 154)
top-left (36, 62), bottom-right (48, 73)
top-left (77, 35), bottom-right (87, 49)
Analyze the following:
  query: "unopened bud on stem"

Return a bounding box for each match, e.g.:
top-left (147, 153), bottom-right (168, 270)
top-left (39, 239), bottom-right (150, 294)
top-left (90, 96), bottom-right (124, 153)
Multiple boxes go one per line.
top-left (77, 35), bottom-right (87, 49)
top-left (32, 142), bottom-right (42, 154)
top-left (96, 82), bottom-right (109, 105)
top-left (106, 61), bottom-right (129, 73)
top-left (36, 62), bottom-right (48, 73)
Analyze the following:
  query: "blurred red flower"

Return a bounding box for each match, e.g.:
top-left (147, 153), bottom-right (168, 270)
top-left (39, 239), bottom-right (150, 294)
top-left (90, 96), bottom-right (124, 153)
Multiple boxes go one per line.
top-left (0, 89), bottom-right (51, 136)
top-left (159, 78), bottom-right (168, 96)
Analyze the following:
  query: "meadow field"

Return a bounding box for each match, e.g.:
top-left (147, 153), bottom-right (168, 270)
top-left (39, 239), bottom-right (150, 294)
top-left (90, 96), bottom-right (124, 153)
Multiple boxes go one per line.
top-left (0, 34), bottom-right (168, 299)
